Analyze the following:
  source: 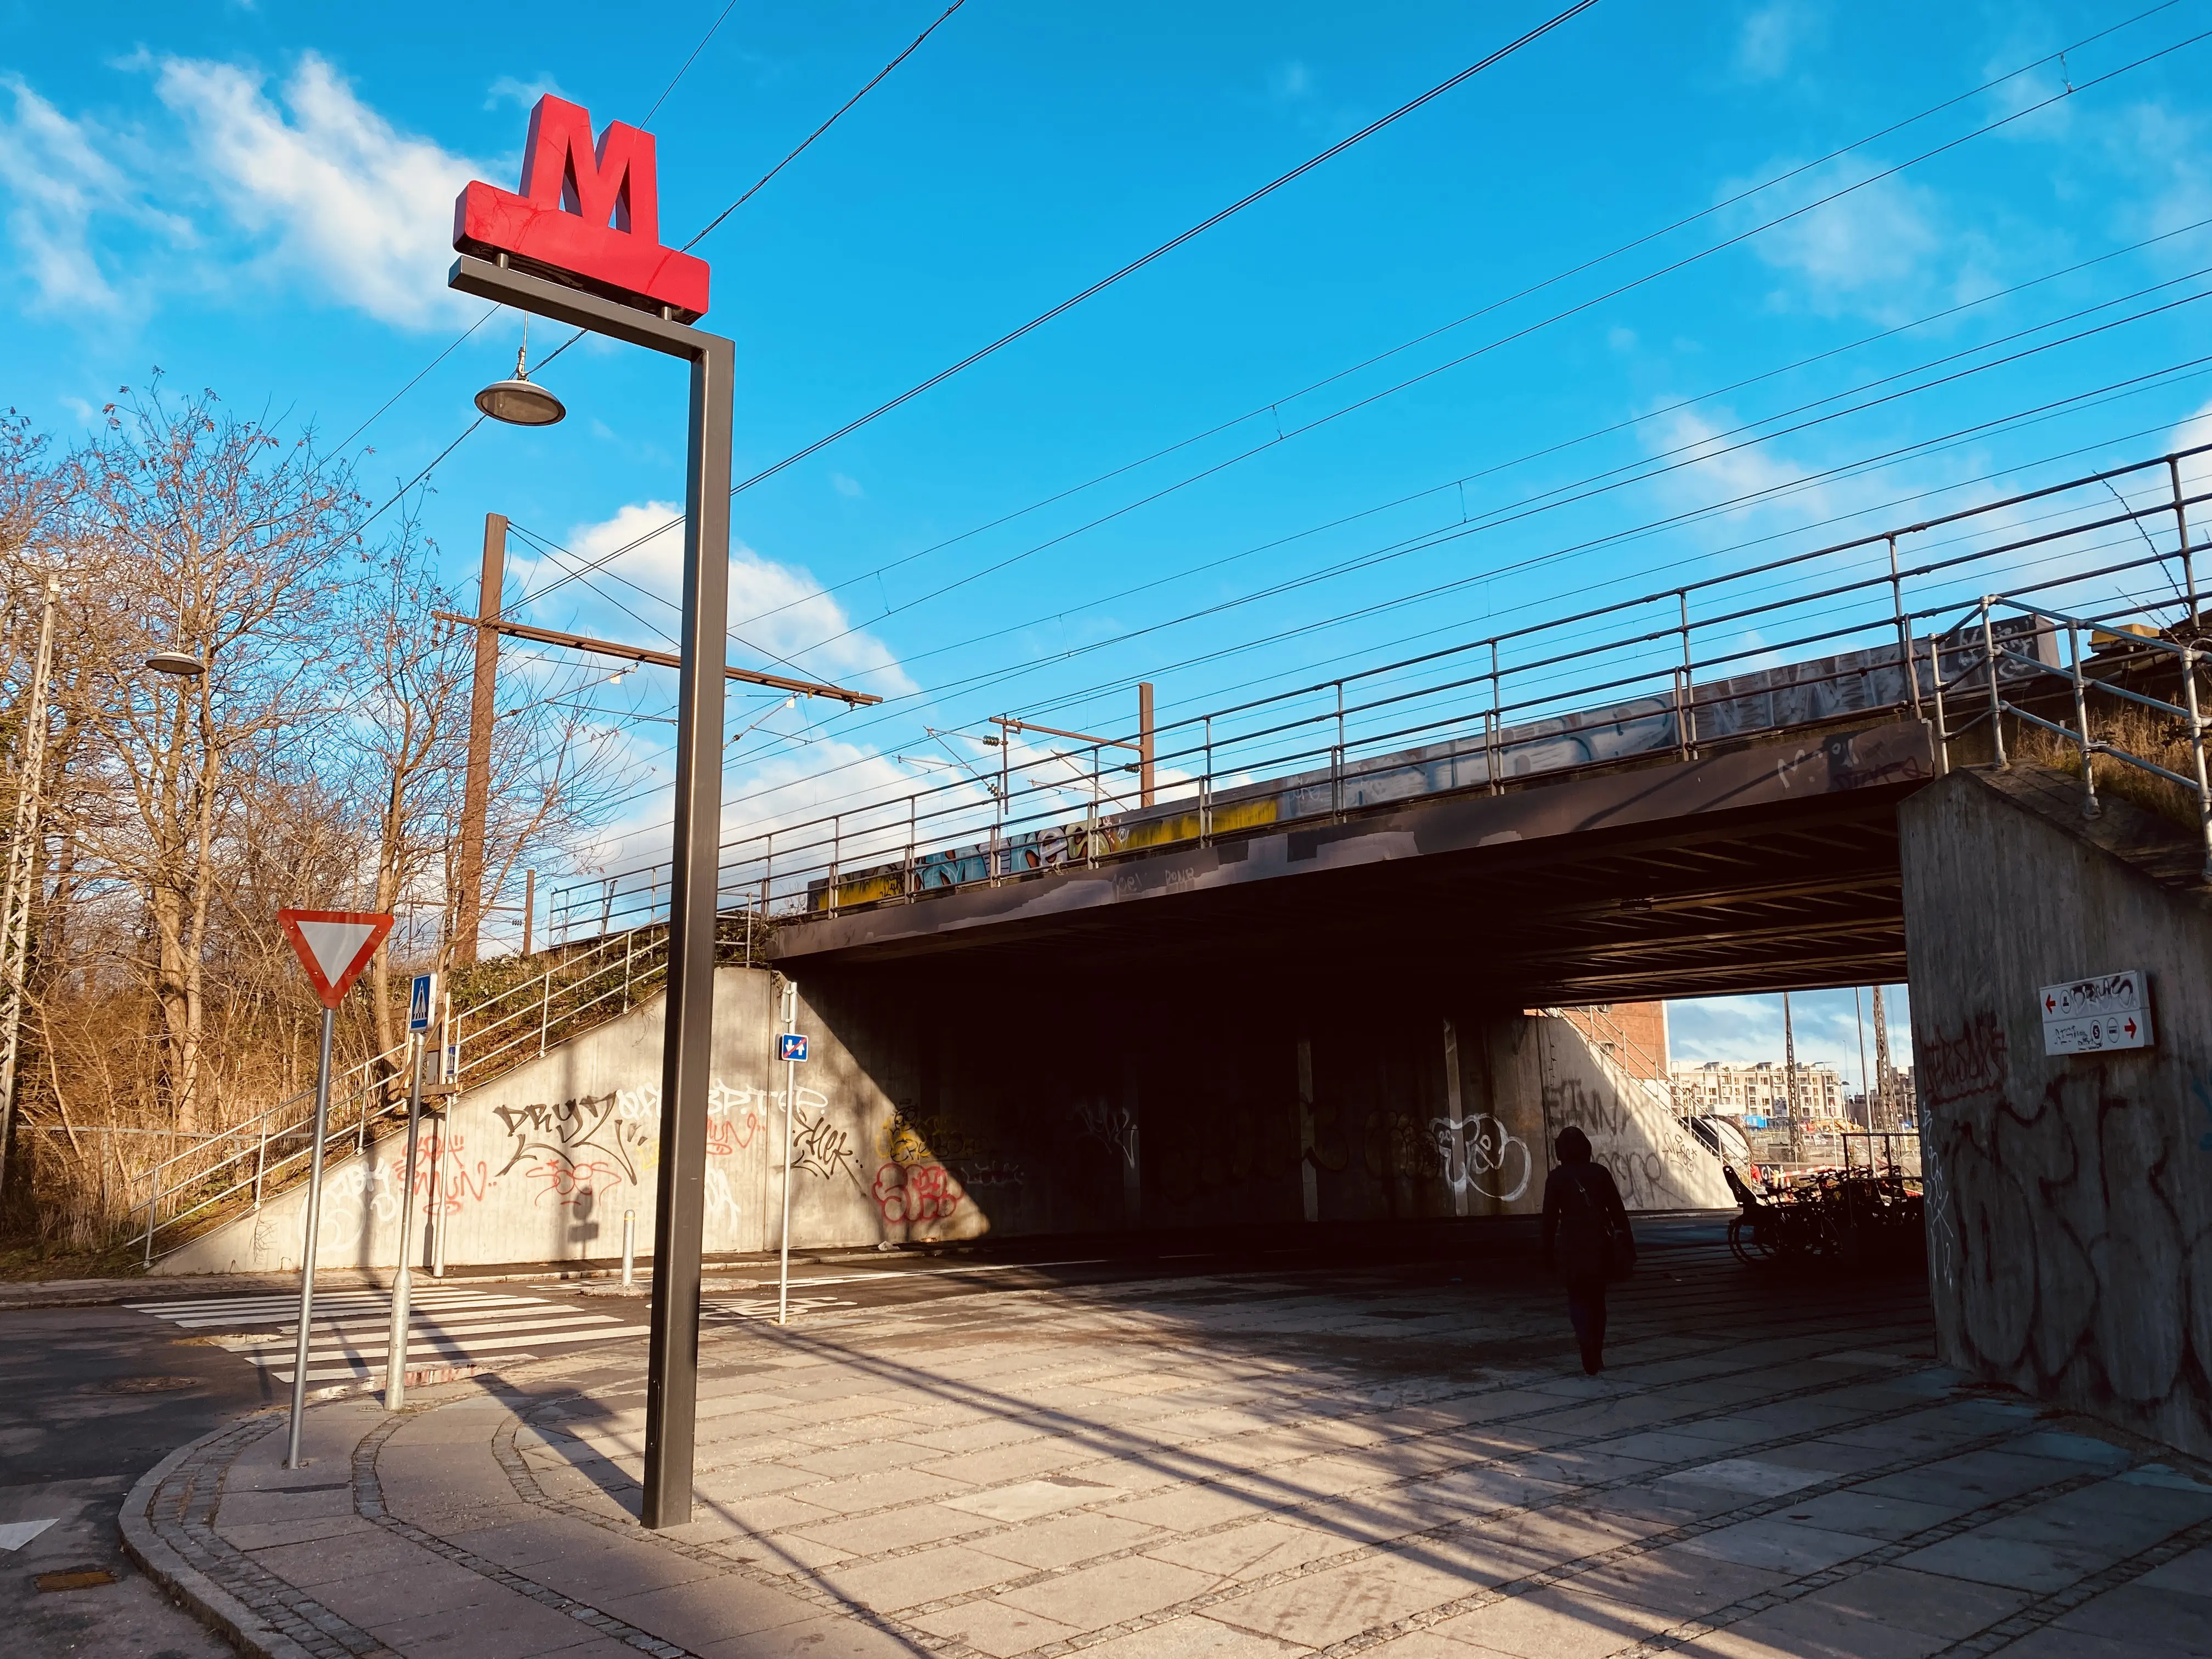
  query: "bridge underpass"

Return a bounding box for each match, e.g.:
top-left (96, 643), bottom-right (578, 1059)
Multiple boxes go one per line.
top-left (766, 715), bottom-right (1937, 1003)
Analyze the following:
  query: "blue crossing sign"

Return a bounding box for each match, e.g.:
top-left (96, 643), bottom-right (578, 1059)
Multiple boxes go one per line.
top-left (777, 1034), bottom-right (809, 1062)
top-left (408, 972), bottom-right (439, 1032)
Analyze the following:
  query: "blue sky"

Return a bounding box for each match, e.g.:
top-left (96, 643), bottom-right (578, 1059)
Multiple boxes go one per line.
top-left (3, 1), bottom-right (2207, 1063)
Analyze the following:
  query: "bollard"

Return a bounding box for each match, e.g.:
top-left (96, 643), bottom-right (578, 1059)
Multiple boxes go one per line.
top-left (622, 1209), bottom-right (636, 1290)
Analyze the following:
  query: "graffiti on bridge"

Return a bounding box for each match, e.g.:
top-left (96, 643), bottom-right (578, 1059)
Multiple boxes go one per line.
top-left (1071, 1098), bottom-right (1139, 1169)
top-left (1429, 1113), bottom-right (1532, 1202)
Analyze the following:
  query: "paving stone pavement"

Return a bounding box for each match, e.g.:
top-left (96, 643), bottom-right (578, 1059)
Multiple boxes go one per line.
top-left (123, 1239), bottom-right (2212, 1658)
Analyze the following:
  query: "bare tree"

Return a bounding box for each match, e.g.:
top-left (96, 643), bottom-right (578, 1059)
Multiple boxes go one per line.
top-left (65, 383), bottom-right (359, 1132)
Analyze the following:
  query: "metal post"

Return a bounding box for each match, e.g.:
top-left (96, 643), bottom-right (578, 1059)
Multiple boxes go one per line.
top-left (1487, 642), bottom-right (1503, 794)
top-left (830, 815), bottom-right (841, 914)
top-left (778, 979), bottom-right (797, 1325)
top-left (253, 1118), bottom-right (268, 1208)
top-left (623, 928), bottom-right (635, 1012)
top-left (1782, 991), bottom-right (1802, 1171)
top-left (430, 1114), bottom-right (447, 1278)
top-left (2182, 645), bottom-right (2212, 880)
top-left (1087, 750), bottom-right (1100, 866)
top-left (623, 1209), bottom-right (636, 1289)
top-left (0, 576), bottom-right (58, 1209)
top-left (2067, 620), bottom-right (2098, 817)
top-left (2172, 456), bottom-right (2200, 623)
top-left (1981, 600), bottom-right (2008, 768)
top-left (385, 1033), bottom-right (425, 1411)
top-left (1677, 590), bottom-right (1696, 760)
top-left (450, 255), bottom-right (737, 1536)
top-left (285, 1006), bottom-right (337, 1468)
top-left (1201, 715), bottom-right (1214, 845)
top-left (1927, 634), bottom-right (1951, 776)
top-left (453, 516), bottom-right (504, 968)
top-left (1888, 535), bottom-right (1921, 717)
top-left (1333, 681), bottom-right (1346, 819)
top-left (538, 969), bottom-right (551, 1056)
top-left (521, 868), bottom-right (535, 956)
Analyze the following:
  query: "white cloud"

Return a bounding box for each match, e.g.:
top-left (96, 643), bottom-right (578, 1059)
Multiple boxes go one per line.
top-left (486, 72), bottom-right (568, 111)
top-left (830, 471), bottom-right (864, 499)
top-left (152, 52), bottom-right (484, 328)
top-left (1269, 61), bottom-right (1312, 101)
top-left (522, 501), bottom-right (916, 697)
top-left (1740, 159), bottom-right (1942, 320)
top-left (1735, 2), bottom-right (1824, 82)
top-left (0, 75), bottom-right (178, 312)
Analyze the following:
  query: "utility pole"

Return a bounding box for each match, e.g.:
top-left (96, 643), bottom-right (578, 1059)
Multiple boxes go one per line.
top-left (1871, 984), bottom-right (1894, 1132)
top-left (1138, 681), bottom-right (1155, 808)
top-left (0, 577), bottom-right (59, 1206)
top-left (1782, 991), bottom-right (1802, 1170)
top-left (452, 514), bottom-right (505, 968)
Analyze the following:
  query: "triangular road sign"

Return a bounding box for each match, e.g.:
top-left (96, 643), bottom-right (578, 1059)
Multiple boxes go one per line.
top-left (278, 909), bottom-right (394, 1009)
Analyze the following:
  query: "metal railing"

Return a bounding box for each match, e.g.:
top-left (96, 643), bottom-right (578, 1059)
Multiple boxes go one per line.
top-left (125, 923), bottom-right (675, 1263)
top-left (1953, 592), bottom-right (2212, 877)
top-left (555, 443), bottom-right (2212, 944)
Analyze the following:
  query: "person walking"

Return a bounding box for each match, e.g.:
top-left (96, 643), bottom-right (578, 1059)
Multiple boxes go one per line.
top-left (1541, 1126), bottom-right (1634, 1374)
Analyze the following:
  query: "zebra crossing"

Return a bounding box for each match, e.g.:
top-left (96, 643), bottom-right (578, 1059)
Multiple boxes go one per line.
top-left (126, 1286), bottom-right (651, 1386)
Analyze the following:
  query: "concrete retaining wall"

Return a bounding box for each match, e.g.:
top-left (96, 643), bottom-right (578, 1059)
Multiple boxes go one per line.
top-left (1899, 768), bottom-right (2212, 1457)
top-left (161, 964), bottom-right (1729, 1276)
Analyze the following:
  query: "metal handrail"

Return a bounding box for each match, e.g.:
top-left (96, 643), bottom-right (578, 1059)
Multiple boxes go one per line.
top-left (554, 444), bottom-right (2212, 942)
top-left (1971, 592), bottom-right (2212, 878)
top-left (127, 922), bottom-right (676, 1262)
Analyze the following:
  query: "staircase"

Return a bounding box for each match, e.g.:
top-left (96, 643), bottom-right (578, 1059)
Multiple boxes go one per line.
top-left (126, 923), bottom-right (692, 1265)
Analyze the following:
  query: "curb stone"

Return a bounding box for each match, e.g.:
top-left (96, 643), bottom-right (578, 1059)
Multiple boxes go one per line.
top-left (119, 1418), bottom-right (316, 1659)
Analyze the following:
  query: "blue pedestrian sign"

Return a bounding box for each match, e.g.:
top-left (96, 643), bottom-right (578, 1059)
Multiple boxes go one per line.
top-left (408, 972), bottom-right (439, 1032)
top-left (777, 1034), bottom-right (809, 1062)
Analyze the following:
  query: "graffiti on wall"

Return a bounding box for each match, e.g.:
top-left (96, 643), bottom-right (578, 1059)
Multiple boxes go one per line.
top-left (1071, 1098), bottom-right (1139, 1169)
top-left (1920, 1010), bottom-right (2010, 1109)
top-left (1928, 1053), bottom-right (2212, 1444)
top-left (493, 1092), bottom-right (645, 1184)
top-left (1429, 1113), bottom-right (1532, 1202)
top-left (788, 1101), bottom-right (863, 1182)
top-left (1539, 1075), bottom-right (1713, 1209)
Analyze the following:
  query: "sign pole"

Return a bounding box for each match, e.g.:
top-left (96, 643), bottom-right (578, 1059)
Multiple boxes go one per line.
top-left (385, 1034), bottom-right (426, 1410)
top-left (274, 907), bottom-right (394, 1468)
top-left (778, 981), bottom-right (797, 1326)
top-left (285, 1005), bottom-right (337, 1468)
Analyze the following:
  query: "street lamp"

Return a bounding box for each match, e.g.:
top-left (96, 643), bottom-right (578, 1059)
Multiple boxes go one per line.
top-left (473, 344), bottom-right (566, 427)
top-left (144, 650), bottom-right (206, 677)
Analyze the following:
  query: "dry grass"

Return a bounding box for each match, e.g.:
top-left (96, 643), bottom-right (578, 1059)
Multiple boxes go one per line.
top-left (2017, 699), bottom-right (2209, 832)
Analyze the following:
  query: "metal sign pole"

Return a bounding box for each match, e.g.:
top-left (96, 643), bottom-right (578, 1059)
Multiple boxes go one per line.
top-left (449, 255), bottom-right (731, 1531)
top-left (778, 981), bottom-right (797, 1325)
top-left (385, 1031), bottom-right (426, 1410)
top-left (285, 1006), bottom-right (337, 1468)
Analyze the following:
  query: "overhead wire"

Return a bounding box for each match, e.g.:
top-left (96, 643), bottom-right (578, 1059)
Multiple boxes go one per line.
top-left (520, 0), bottom-right (1610, 605)
top-left (776, 21), bottom-right (2212, 664)
top-left (718, 0), bottom-right (2192, 638)
top-left (629, 365), bottom-right (2212, 841)
top-left (521, 2), bottom-right (2199, 627)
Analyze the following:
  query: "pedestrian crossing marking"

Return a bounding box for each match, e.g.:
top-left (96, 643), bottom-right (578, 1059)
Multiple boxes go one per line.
top-left (129, 1286), bottom-right (651, 1385)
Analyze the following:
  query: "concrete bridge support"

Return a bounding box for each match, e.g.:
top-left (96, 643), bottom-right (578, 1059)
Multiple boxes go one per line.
top-left (1900, 764), bottom-right (2212, 1457)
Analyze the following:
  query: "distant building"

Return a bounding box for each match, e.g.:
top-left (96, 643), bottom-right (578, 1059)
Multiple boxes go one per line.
top-left (1669, 1058), bottom-right (1846, 1122)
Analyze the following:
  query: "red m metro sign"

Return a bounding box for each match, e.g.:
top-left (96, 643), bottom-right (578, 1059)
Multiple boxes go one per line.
top-left (454, 96), bottom-right (710, 321)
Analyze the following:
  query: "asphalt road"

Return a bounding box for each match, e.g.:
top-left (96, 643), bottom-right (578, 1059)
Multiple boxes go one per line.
top-left (0, 1302), bottom-right (264, 1657)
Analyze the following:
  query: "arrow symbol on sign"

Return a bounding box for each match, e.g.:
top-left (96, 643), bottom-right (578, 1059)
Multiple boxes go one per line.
top-left (2046, 995), bottom-right (2056, 1012)
top-left (2126, 1019), bottom-right (2138, 1037)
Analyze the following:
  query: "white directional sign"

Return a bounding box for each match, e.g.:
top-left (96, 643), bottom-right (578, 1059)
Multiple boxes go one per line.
top-left (2040, 970), bottom-right (2152, 1055)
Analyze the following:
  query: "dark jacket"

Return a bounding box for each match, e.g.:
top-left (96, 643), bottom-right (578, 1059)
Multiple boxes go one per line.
top-left (1542, 1160), bottom-right (1634, 1283)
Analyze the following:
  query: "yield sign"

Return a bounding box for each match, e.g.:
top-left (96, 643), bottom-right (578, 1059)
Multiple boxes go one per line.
top-left (278, 909), bottom-right (394, 1009)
